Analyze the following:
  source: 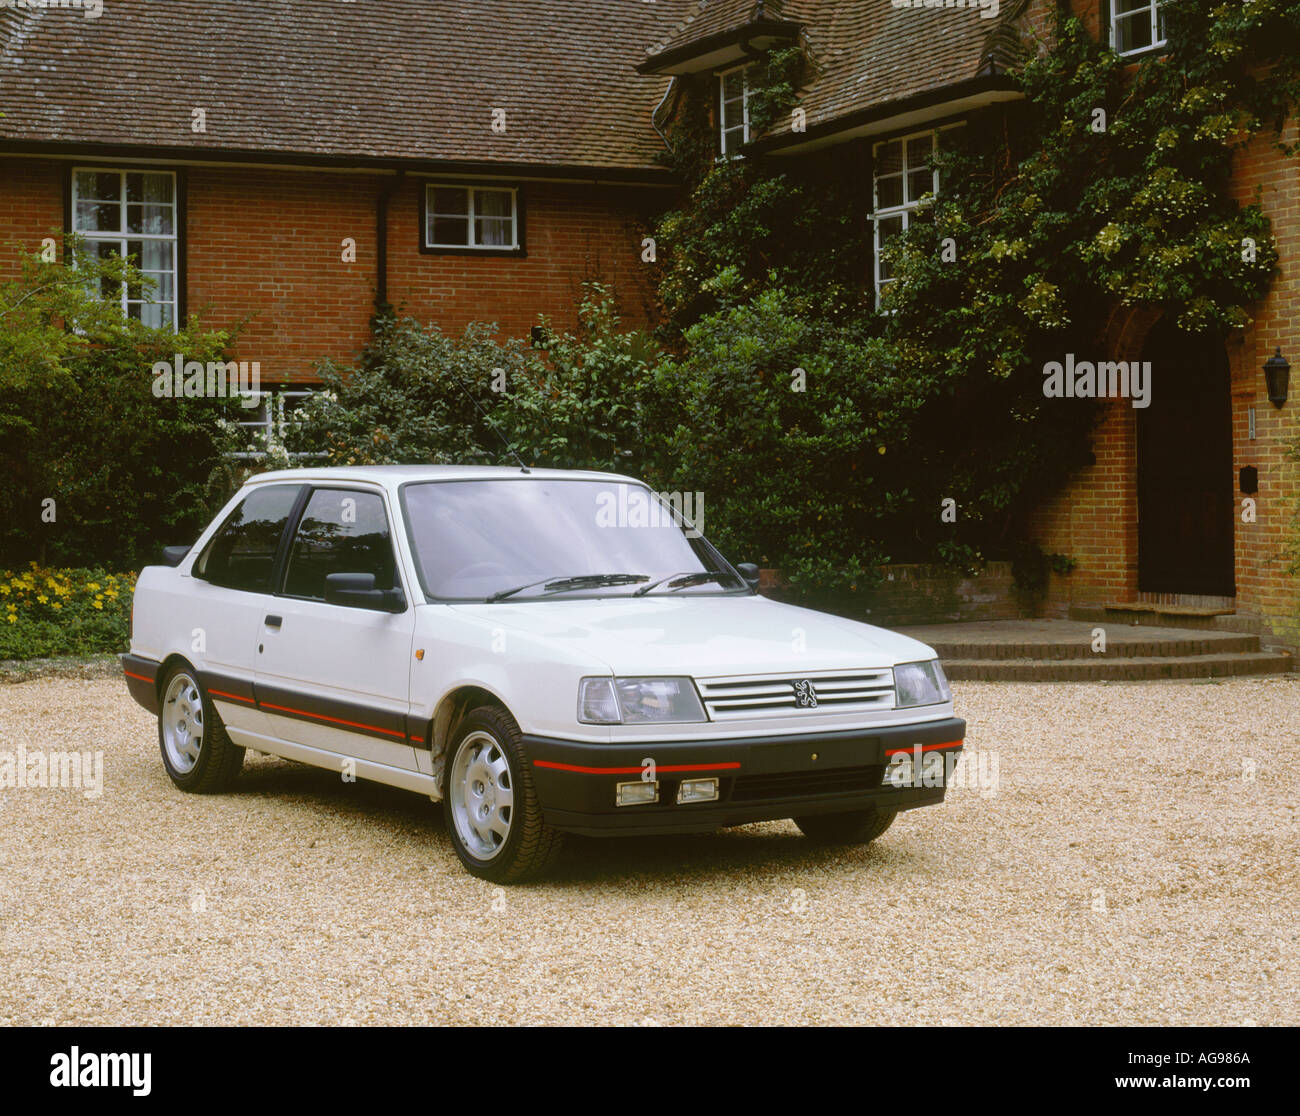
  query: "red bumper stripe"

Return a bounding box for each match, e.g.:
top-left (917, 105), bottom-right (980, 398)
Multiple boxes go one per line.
top-left (123, 670), bottom-right (153, 684)
top-left (534, 760), bottom-right (743, 776)
top-left (885, 740), bottom-right (964, 757)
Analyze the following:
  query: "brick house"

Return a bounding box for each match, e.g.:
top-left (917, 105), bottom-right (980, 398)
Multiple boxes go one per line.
top-left (635, 0), bottom-right (1300, 651)
top-left (1, 0), bottom-right (1296, 647)
top-left (0, 0), bottom-right (693, 431)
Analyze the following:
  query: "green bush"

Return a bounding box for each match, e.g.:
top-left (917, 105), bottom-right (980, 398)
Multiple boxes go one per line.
top-left (0, 566), bottom-right (134, 660)
top-left (296, 286), bottom-right (659, 475)
top-left (0, 240), bottom-right (238, 569)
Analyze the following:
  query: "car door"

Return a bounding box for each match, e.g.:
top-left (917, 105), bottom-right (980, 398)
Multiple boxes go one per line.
top-left (187, 483), bottom-right (305, 738)
top-left (254, 484), bottom-right (420, 773)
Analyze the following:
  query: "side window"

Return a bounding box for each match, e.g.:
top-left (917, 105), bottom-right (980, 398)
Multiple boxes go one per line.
top-left (282, 489), bottom-right (399, 601)
top-left (193, 485), bottom-right (302, 593)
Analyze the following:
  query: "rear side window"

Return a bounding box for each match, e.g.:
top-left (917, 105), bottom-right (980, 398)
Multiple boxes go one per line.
top-left (282, 488), bottom-right (399, 601)
top-left (193, 485), bottom-right (302, 593)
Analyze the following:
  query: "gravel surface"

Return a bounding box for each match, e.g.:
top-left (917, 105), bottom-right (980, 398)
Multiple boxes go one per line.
top-left (1, 676), bottom-right (1297, 1026)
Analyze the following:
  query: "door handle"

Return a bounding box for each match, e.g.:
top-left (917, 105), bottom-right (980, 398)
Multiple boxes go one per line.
top-left (264, 615), bottom-right (282, 630)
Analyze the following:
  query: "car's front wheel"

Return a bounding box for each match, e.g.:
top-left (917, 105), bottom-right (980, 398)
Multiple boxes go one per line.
top-left (792, 808), bottom-right (896, 846)
top-left (157, 662), bottom-right (244, 793)
top-left (443, 704), bottom-right (564, 883)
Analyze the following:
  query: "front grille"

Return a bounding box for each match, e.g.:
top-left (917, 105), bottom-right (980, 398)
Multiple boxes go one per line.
top-left (730, 764), bottom-right (885, 803)
top-left (696, 669), bottom-right (895, 720)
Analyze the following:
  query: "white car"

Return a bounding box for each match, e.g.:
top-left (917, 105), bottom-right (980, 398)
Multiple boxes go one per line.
top-left (124, 466), bottom-right (964, 882)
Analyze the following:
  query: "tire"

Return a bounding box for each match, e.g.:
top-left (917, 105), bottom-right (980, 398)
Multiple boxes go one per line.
top-left (442, 704), bottom-right (564, 883)
top-left (157, 662), bottom-right (244, 793)
top-left (793, 808), bottom-right (896, 846)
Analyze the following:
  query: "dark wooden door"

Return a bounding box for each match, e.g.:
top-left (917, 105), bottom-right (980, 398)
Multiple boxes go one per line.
top-left (1136, 324), bottom-right (1235, 597)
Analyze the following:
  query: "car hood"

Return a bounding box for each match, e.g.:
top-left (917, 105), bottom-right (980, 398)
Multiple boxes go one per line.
top-left (448, 594), bottom-right (937, 677)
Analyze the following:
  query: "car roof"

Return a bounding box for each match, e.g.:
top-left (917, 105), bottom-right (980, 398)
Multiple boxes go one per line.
top-left (245, 464), bottom-right (645, 489)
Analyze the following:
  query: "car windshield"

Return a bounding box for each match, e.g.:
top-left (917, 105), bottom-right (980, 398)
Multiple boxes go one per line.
top-left (402, 479), bottom-right (744, 601)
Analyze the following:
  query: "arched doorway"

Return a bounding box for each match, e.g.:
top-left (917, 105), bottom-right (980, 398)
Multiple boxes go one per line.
top-left (1135, 321), bottom-right (1235, 597)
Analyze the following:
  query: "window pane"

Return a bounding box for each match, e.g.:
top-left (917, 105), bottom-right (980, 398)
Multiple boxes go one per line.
top-left (430, 215), bottom-right (469, 245)
top-left (906, 168), bottom-right (933, 203)
top-left (475, 217), bottom-right (512, 246)
top-left (906, 134), bottom-right (933, 170)
top-left (126, 172), bottom-right (173, 205)
top-left (476, 190), bottom-right (512, 218)
top-left (75, 201), bottom-right (121, 233)
top-left (432, 187), bottom-right (469, 215)
top-left (135, 239), bottom-right (173, 271)
top-left (875, 141), bottom-right (902, 176)
top-left (876, 175), bottom-right (904, 210)
top-left (127, 203), bottom-right (174, 235)
top-left (75, 170), bottom-right (121, 203)
top-left (283, 489), bottom-right (397, 601)
top-left (876, 214), bottom-right (905, 282)
top-left (194, 485), bottom-right (303, 593)
top-left (722, 70), bottom-right (745, 102)
top-left (129, 301), bottom-right (169, 329)
top-left (1114, 12), bottom-right (1152, 52)
top-left (142, 272), bottom-right (175, 303)
top-left (1114, 0), bottom-right (1151, 14)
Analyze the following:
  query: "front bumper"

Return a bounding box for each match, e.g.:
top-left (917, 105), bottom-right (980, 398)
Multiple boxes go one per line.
top-left (525, 716), bottom-right (965, 836)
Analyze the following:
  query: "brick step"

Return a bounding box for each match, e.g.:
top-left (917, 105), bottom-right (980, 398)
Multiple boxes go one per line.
top-left (926, 630), bottom-right (1259, 661)
top-left (1069, 603), bottom-right (1238, 632)
top-left (945, 650), bottom-right (1293, 682)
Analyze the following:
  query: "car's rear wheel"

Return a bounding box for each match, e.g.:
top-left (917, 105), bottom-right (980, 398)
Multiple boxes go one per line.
top-left (158, 662), bottom-right (244, 793)
top-left (793, 808), bottom-right (896, 846)
top-left (443, 704), bottom-right (564, 883)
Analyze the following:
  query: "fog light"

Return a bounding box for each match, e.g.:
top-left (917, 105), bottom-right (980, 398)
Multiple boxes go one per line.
top-left (615, 780), bottom-right (659, 806)
top-left (676, 777), bottom-right (719, 804)
top-left (885, 755), bottom-right (915, 788)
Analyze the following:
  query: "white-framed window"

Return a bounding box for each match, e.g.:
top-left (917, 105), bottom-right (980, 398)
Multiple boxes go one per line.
top-left (871, 130), bottom-right (942, 304)
top-left (718, 64), bottom-right (755, 158)
top-left (423, 184), bottom-right (519, 250)
top-left (232, 390), bottom-right (318, 460)
top-left (1110, 0), bottom-right (1166, 57)
top-left (71, 167), bottom-right (178, 329)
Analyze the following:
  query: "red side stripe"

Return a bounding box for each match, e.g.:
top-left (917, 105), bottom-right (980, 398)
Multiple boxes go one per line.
top-left (258, 700), bottom-right (407, 739)
top-left (534, 760), bottom-right (742, 775)
top-left (123, 670), bottom-right (153, 684)
top-left (884, 740), bottom-right (964, 757)
top-left (209, 688), bottom-right (256, 705)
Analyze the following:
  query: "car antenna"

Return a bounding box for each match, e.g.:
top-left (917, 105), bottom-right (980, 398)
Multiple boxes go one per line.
top-left (441, 363), bottom-right (531, 474)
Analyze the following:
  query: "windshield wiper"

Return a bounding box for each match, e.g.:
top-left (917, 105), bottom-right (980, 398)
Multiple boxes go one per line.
top-left (631, 570), bottom-right (739, 597)
top-left (487, 573), bottom-right (650, 603)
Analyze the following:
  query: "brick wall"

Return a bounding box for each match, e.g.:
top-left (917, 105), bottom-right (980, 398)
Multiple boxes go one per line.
top-left (0, 157), bottom-right (669, 384)
top-left (762, 562), bottom-right (1036, 627)
top-left (0, 157), bottom-right (64, 267)
top-left (1030, 97), bottom-right (1300, 649)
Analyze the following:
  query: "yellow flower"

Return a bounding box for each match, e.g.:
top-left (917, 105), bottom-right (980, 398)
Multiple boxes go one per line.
top-left (93, 600), bottom-right (104, 610)
top-left (51, 602), bottom-right (62, 611)
top-left (37, 594), bottom-right (48, 604)
top-left (5, 615), bottom-right (15, 624)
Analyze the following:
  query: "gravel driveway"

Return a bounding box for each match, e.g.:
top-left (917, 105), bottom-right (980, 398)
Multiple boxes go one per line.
top-left (1, 675), bottom-right (1297, 1025)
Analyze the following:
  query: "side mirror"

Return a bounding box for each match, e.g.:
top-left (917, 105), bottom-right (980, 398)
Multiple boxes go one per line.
top-left (324, 572), bottom-right (406, 613)
top-left (160, 545), bottom-right (191, 567)
top-left (735, 562), bottom-right (761, 590)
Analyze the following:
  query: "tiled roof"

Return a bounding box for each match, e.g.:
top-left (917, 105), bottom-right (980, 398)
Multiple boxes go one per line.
top-left (755, 0), bottom-right (1027, 145)
top-left (0, 0), bottom-right (699, 174)
top-left (646, 0), bottom-right (791, 57)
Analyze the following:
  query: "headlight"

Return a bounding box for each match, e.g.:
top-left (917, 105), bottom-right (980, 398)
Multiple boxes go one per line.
top-left (577, 677), bottom-right (706, 725)
top-left (893, 660), bottom-right (951, 708)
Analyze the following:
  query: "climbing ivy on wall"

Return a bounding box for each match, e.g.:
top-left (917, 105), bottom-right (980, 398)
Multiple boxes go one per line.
top-left (644, 1), bottom-right (1300, 597)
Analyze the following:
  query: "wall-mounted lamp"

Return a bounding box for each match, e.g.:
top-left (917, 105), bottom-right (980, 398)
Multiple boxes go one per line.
top-left (1263, 347), bottom-right (1289, 408)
